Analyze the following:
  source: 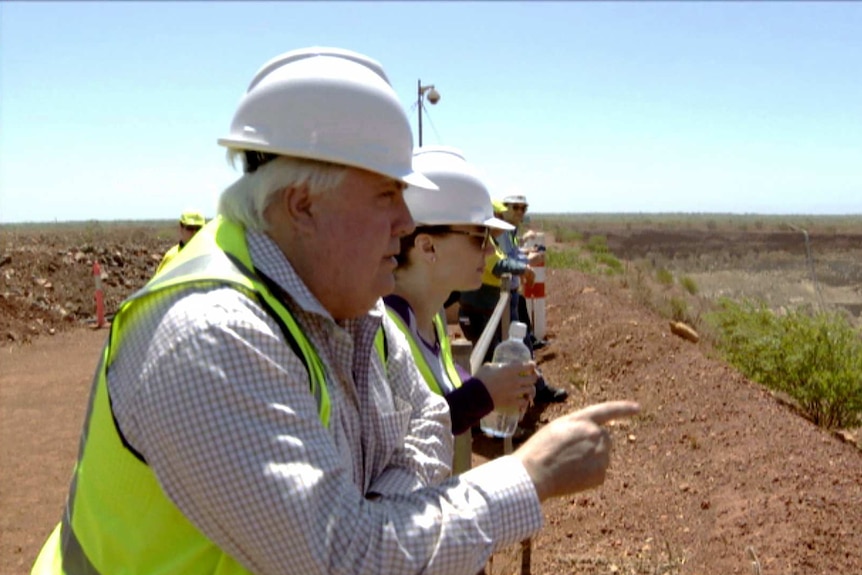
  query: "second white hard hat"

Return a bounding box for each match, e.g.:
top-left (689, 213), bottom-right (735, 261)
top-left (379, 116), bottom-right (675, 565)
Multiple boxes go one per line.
top-left (218, 47), bottom-right (436, 190)
top-left (502, 194), bottom-right (528, 205)
top-left (404, 146), bottom-right (514, 230)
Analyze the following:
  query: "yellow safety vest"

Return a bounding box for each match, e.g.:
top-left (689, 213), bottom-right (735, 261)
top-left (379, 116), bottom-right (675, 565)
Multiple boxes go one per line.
top-left (385, 308), bottom-right (461, 396)
top-left (385, 306), bottom-right (473, 473)
top-left (32, 216), bottom-right (384, 575)
top-left (154, 242), bottom-right (181, 275)
top-left (480, 236), bottom-right (506, 288)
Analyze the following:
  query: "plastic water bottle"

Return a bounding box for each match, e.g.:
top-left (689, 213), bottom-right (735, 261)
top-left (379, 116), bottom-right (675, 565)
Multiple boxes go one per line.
top-left (480, 321), bottom-right (532, 438)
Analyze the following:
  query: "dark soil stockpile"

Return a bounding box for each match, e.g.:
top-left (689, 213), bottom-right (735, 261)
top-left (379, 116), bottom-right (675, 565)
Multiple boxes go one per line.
top-left (2, 224), bottom-right (861, 575)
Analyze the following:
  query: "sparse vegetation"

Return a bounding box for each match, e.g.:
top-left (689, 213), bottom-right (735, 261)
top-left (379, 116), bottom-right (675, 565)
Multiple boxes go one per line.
top-left (627, 265), bottom-right (655, 310)
top-left (530, 213), bottom-right (862, 236)
top-left (536, 219), bottom-right (583, 243)
top-left (594, 252), bottom-right (623, 274)
top-left (707, 297), bottom-right (862, 429)
top-left (540, 215), bottom-right (862, 432)
top-left (655, 267), bottom-right (674, 286)
top-left (546, 244), bottom-right (622, 276)
top-left (680, 275), bottom-right (698, 295)
top-left (545, 246), bottom-right (597, 273)
top-left (667, 296), bottom-right (689, 322)
top-left (584, 234), bottom-right (609, 254)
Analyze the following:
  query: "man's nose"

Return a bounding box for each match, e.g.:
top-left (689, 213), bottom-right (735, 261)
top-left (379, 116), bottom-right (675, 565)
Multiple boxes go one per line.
top-left (393, 195), bottom-right (415, 237)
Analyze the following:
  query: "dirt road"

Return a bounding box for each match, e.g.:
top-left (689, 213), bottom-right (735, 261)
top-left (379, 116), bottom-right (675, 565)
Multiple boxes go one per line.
top-left (1, 328), bottom-right (106, 575)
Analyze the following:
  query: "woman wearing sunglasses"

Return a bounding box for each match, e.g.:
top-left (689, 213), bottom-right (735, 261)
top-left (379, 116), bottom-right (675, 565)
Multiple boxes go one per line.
top-left (384, 147), bottom-right (538, 458)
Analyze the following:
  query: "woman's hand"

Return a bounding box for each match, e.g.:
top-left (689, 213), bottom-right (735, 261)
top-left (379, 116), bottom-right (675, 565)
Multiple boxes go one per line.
top-left (475, 361), bottom-right (538, 412)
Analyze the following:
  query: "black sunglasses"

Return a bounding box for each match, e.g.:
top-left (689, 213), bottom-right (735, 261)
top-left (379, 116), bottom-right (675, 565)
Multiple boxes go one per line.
top-left (419, 226), bottom-right (490, 250)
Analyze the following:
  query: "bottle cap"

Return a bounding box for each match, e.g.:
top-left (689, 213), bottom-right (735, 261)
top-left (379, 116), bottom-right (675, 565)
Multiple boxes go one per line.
top-left (509, 321), bottom-right (527, 340)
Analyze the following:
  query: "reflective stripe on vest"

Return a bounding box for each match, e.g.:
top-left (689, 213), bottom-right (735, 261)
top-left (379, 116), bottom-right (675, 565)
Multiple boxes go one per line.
top-left (385, 308), bottom-right (461, 396)
top-left (31, 217), bottom-right (386, 575)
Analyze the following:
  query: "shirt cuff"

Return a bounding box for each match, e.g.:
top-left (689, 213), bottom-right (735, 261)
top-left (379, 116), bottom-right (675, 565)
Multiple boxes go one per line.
top-left (460, 455), bottom-right (544, 547)
top-left (367, 467), bottom-right (424, 497)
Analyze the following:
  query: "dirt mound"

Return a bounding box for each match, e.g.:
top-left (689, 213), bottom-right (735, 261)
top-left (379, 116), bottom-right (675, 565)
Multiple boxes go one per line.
top-left (1, 224), bottom-right (170, 345)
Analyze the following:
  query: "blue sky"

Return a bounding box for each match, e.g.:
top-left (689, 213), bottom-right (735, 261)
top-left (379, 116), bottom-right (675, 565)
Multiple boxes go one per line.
top-left (1, 1), bottom-right (860, 222)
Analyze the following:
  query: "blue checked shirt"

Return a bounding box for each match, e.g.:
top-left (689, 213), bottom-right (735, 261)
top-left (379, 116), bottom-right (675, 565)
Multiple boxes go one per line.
top-left (108, 228), bottom-right (543, 575)
top-left (496, 229), bottom-right (528, 290)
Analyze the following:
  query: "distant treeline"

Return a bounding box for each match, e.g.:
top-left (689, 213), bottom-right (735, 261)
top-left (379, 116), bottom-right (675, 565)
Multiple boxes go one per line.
top-left (529, 213), bottom-right (862, 235)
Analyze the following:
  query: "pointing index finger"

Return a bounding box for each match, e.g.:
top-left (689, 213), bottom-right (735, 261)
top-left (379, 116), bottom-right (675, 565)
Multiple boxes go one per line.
top-left (570, 401), bottom-right (641, 425)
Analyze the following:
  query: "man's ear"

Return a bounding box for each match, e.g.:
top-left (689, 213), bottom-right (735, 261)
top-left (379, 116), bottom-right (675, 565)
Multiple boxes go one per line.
top-left (271, 185), bottom-right (315, 233)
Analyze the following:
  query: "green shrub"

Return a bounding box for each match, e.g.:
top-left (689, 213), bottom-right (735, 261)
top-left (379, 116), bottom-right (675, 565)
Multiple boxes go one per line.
top-left (547, 244), bottom-right (623, 276)
top-left (668, 297), bottom-right (689, 322)
top-left (594, 252), bottom-right (623, 275)
top-left (542, 220), bottom-right (583, 244)
top-left (585, 234), bottom-right (609, 254)
top-left (706, 298), bottom-right (862, 429)
top-left (553, 226), bottom-right (582, 244)
top-left (546, 246), bottom-right (596, 273)
top-left (656, 268), bottom-right (674, 286)
top-left (680, 275), bottom-right (699, 295)
top-left (625, 266), bottom-right (653, 308)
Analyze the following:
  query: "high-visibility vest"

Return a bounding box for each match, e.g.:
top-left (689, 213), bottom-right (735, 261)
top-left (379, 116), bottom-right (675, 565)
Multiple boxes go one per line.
top-left (385, 308), bottom-right (461, 396)
top-left (386, 306), bottom-right (473, 473)
top-left (154, 242), bottom-right (181, 275)
top-left (480, 236), bottom-right (506, 288)
top-left (32, 216), bottom-right (383, 575)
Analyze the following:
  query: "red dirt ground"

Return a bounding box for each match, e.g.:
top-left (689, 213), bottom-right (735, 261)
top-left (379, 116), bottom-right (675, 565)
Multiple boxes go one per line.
top-left (2, 227), bottom-right (861, 575)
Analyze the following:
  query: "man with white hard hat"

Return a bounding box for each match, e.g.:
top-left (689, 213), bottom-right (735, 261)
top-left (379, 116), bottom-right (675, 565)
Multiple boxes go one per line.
top-left (32, 47), bottom-right (638, 575)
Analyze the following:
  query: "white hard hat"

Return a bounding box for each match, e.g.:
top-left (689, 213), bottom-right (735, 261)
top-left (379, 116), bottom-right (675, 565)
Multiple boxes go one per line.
top-left (502, 194), bottom-right (528, 206)
top-left (218, 47), bottom-right (436, 190)
top-left (404, 146), bottom-right (514, 230)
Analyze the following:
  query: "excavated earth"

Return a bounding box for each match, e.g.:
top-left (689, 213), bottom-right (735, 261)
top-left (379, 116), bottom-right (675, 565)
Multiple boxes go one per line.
top-left (2, 224), bottom-right (861, 575)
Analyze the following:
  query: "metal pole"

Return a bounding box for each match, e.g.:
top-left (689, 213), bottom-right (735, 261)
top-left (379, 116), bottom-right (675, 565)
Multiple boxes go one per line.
top-left (417, 79), bottom-right (424, 147)
top-left (787, 224), bottom-right (824, 310)
top-left (499, 275), bottom-right (513, 455)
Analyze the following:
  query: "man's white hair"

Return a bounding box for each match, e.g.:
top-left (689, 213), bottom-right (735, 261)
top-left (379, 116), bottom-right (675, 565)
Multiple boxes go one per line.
top-left (218, 150), bottom-right (347, 232)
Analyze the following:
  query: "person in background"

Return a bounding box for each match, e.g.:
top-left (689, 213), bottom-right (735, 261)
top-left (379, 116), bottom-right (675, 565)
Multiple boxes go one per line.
top-left (155, 210), bottom-right (206, 274)
top-left (32, 47), bottom-right (638, 575)
top-left (499, 194), bottom-right (547, 349)
top-left (385, 146), bottom-right (538, 443)
top-left (460, 197), bottom-right (568, 404)
top-left (498, 193), bottom-right (566, 403)
top-left (457, 202), bottom-right (515, 360)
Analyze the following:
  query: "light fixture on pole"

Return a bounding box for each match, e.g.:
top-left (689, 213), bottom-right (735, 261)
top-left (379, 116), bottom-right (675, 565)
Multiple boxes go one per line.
top-left (417, 79), bottom-right (440, 147)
